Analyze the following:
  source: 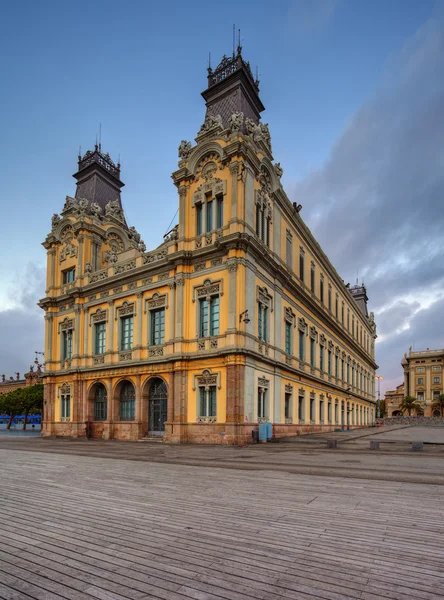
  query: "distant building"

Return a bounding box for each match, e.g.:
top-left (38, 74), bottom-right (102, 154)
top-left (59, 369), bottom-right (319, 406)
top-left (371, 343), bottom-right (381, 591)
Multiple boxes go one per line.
top-left (384, 383), bottom-right (405, 417)
top-left (401, 348), bottom-right (444, 415)
top-left (39, 48), bottom-right (378, 443)
top-left (0, 361), bottom-right (43, 396)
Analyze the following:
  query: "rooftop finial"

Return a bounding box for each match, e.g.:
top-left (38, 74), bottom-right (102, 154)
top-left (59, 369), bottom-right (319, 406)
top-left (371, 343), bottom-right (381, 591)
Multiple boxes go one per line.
top-left (237, 28), bottom-right (242, 56)
top-left (99, 122), bottom-right (102, 152)
top-left (232, 24), bottom-right (235, 58)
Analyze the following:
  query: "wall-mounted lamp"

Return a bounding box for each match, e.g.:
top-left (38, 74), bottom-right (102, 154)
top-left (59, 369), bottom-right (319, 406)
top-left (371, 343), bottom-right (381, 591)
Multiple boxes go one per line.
top-left (239, 310), bottom-right (250, 324)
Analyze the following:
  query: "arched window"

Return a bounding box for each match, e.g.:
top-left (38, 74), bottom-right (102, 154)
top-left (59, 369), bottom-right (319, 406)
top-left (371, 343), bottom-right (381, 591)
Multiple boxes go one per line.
top-left (94, 384), bottom-right (107, 421)
top-left (120, 381), bottom-right (135, 420)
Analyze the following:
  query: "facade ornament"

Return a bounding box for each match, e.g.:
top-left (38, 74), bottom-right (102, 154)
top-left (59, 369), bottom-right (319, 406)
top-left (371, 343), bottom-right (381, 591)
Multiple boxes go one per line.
top-left (164, 224), bottom-right (179, 242)
top-left (202, 161), bottom-right (217, 181)
top-left (245, 118), bottom-right (272, 150)
top-left (178, 140), bottom-right (192, 159)
top-left (260, 123), bottom-right (272, 150)
top-left (197, 113), bottom-right (223, 136)
top-left (74, 198), bottom-right (88, 216)
top-left (105, 199), bottom-right (124, 221)
top-left (139, 240), bottom-right (146, 253)
top-left (228, 112), bottom-right (244, 133)
top-left (84, 262), bottom-right (93, 274)
top-left (108, 251), bottom-right (118, 264)
top-left (90, 202), bottom-right (102, 218)
top-left (62, 197), bottom-right (75, 212)
top-left (51, 214), bottom-right (61, 231)
top-left (274, 162), bottom-right (283, 178)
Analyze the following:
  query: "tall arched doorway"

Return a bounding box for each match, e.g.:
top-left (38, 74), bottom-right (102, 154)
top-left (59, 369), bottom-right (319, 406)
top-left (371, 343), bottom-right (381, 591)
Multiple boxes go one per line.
top-left (148, 378), bottom-right (168, 436)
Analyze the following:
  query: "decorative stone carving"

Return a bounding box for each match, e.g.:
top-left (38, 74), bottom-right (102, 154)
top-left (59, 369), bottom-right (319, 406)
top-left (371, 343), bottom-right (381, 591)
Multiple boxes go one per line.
top-left (211, 258), bottom-right (222, 267)
top-left (178, 140), bottom-right (192, 159)
top-left (117, 301), bottom-right (134, 317)
top-left (105, 199), bottom-right (124, 221)
top-left (309, 326), bottom-right (318, 340)
top-left (138, 240), bottom-right (146, 253)
top-left (164, 224), bottom-right (179, 242)
top-left (142, 277), bottom-right (153, 285)
top-left (274, 163), bottom-right (283, 178)
top-left (114, 260), bottom-right (136, 274)
top-left (60, 382), bottom-right (71, 395)
top-left (60, 317), bottom-right (73, 331)
top-left (92, 308), bottom-right (107, 323)
top-left (157, 272), bottom-right (169, 281)
top-left (149, 348), bottom-right (164, 357)
top-left (100, 291), bottom-right (109, 298)
top-left (84, 262), bottom-right (93, 274)
top-left (119, 351), bottom-right (132, 361)
top-left (62, 197), bottom-right (75, 212)
top-left (196, 280), bottom-right (220, 301)
top-left (298, 317), bottom-right (307, 333)
top-left (202, 161), bottom-right (217, 181)
top-left (89, 270), bottom-right (108, 283)
top-left (284, 306), bottom-right (295, 324)
top-left (75, 198), bottom-right (88, 216)
top-left (285, 356), bottom-right (292, 366)
top-left (93, 356), bottom-right (105, 365)
top-left (90, 202), bottom-right (101, 217)
top-left (194, 262), bottom-right (206, 272)
top-left (285, 384), bottom-right (293, 393)
top-left (310, 391), bottom-right (315, 400)
top-left (59, 240), bottom-right (77, 263)
top-left (197, 415), bottom-right (217, 424)
top-left (228, 112), bottom-right (244, 133)
top-left (245, 119), bottom-right (272, 150)
top-left (198, 340), bottom-right (206, 351)
top-left (196, 369), bottom-right (218, 388)
top-left (114, 286), bottom-right (123, 294)
top-left (128, 226), bottom-right (141, 246)
top-left (210, 339), bottom-right (218, 349)
top-left (257, 286), bottom-right (271, 308)
top-left (51, 214), bottom-right (61, 231)
top-left (197, 113), bottom-right (223, 136)
top-left (147, 293), bottom-right (166, 310)
top-left (258, 377), bottom-right (269, 389)
top-left (195, 238), bottom-right (202, 249)
top-left (127, 282), bottom-right (137, 290)
top-left (142, 248), bottom-right (168, 264)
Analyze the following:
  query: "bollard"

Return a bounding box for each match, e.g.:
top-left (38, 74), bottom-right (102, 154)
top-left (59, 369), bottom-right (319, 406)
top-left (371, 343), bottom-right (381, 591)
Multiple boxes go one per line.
top-left (327, 440), bottom-right (338, 449)
top-left (370, 440), bottom-right (380, 450)
top-left (412, 441), bottom-right (424, 452)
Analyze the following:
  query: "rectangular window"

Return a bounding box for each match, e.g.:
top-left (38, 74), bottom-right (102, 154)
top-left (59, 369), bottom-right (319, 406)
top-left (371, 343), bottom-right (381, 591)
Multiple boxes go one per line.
top-left (335, 403), bottom-right (338, 424)
top-left (95, 322), bottom-right (106, 355)
top-left (320, 400), bottom-right (324, 423)
top-left (120, 316), bottom-right (134, 350)
top-left (417, 367), bottom-right (425, 372)
top-left (417, 392), bottom-right (424, 402)
top-left (432, 366), bottom-right (441, 371)
top-left (433, 391), bottom-right (440, 400)
top-left (286, 232), bottom-right (292, 269)
top-left (62, 268), bottom-right (76, 284)
top-left (256, 204), bottom-right (261, 235)
top-left (328, 287), bottom-right (332, 311)
top-left (320, 346), bottom-right (324, 371)
top-left (310, 339), bottom-right (315, 367)
top-left (328, 402), bottom-right (332, 423)
top-left (299, 331), bottom-right (305, 361)
top-left (310, 398), bottom-right (315, 422)
top-left (328, 350), bottom-right (332, 375)
top-left (342, 303), bottom-right (344, 325)
top-left (216, 196), bottom-right (223, 229)
top-left (206, 199), bottom-right (213, 231)
top-left (417, 377), bottom-right (424, 385)
top-left (335, 296), bottom-right (339, 318)
top-left (150, 308), bottom-right (165, 345)
top-left (284, 393), bottom-right (291, 419)
top-left (196, 203), bottom-right (203, 236)
top-left (199, 297), bottom-right (220, 337)
top-left (347, 363), bottom-right (350, 384)
top-left (61, 394), bottom-right (70, 419)
top-left (61, 330), bottom-right (73, 360)
top-left (320, 278), bottom-right (324, 304)
top-left (342, 359), bottom-right (345, 381)
top-left (258, 304), bottom-right (268, 342)
top-left (335, 355), bottom-right (339, 378)
top-left (199, 386), bottom-right (216, 417)
top-left (310, 267), bottom-right (315, 293)
top-left (299, 251), bottom-right (305, 282)
top-left (298, 396), bottom-right (304, 421)
top-left (285, 321), bottom-right (292, 354)
top-left (347, 311), bottom-right (350, 331)
top-left (433, 377), bottom-right (440, 384)
top-left (258, 389), bottom-right (267, 418)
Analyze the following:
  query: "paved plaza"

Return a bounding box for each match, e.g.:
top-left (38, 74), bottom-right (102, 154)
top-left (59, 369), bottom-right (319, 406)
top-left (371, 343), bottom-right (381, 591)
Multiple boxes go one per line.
top-left (0, 430), bottom-right (444, 599)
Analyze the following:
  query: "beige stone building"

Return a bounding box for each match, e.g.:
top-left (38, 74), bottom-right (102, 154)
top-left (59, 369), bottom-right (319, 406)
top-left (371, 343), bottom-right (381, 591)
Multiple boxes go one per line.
top-left (39, 48), bottom-right (378, 443)
top-left (384, 383), bottom-right (404, 417)
top-left (402, 348), bottom-right (444, 415)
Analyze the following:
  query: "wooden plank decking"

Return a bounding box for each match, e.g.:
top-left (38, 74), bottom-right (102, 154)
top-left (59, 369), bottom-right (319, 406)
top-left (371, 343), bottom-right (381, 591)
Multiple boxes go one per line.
top-left (0, 448), bottom-right (443, 599)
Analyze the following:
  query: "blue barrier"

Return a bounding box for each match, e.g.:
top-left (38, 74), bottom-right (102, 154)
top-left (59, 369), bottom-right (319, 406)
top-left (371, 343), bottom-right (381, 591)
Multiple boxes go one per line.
top-left (266, 422), bottom-right (272, 439)
top-left (258, 423), bottom-right (267, 441)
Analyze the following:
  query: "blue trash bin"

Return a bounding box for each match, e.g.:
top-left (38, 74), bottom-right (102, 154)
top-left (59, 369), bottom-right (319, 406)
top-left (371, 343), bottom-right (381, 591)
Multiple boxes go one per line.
top-left (266, 422), bottom-right (273, 439)
top-left (258, 423), bottom-right (267, 442)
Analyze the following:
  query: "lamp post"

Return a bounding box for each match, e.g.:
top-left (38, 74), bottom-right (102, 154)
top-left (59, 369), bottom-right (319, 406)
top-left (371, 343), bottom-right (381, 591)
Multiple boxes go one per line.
top-left (375, 375), bottom-right (384, 419)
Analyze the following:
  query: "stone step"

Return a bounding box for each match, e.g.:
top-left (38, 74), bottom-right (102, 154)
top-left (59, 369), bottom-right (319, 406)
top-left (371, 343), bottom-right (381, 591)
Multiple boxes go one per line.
top-left (138, 436), bottom-right (164, 443)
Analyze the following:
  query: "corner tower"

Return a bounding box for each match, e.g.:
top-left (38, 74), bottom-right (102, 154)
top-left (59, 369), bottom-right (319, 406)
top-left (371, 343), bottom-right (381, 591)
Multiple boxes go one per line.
top-left (202, 45), bottom-right (265, 129)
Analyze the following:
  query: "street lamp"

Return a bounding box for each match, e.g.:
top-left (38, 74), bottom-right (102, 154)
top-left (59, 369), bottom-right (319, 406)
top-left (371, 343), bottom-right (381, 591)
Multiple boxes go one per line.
top-left (375, 375), bottom-right (384, 419)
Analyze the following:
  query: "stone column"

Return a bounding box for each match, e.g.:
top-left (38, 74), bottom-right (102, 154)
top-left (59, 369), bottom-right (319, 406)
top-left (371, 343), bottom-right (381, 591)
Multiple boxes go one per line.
top-left (74, 306), bottom-right (81, 357)
top-left (274, 374), bottom-right (281, 424)
top-left (168, 282), bottom-right (176, 341)
top-left (48, 248), bottom-right (56, 289)
top-left (178, 185), bottom-right (188, 239)
top-left (135, 374), bottom-right (142, 438)
top-left (136, 292), bottom-right (143, 347)
top-left (77, 234), bottom-right (84, 277)
top-left (229, 163), bottom-right (239, 221)
top-left (226, 259), bottom-right (238, 332)
top-left (175, 275), bottom-right (185, 340)
top-left (170, 367), bottom-right (188, 442)
top-left (404, 369), bottom-right (409, 397)
top-left (273, 203), bottom-right (281, 257)
top-left (244, 165), bottom-right (255, 228)
top-left (83, 306), bottom-right (89, 356)
top-left (45, 314), bottom-right (54, 363)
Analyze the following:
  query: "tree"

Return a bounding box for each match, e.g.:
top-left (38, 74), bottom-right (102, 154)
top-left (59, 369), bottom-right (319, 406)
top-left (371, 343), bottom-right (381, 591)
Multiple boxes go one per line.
top-left (0, 389), bottom-right (23, 429)
top-left (398, 395), bottom-right (424, 416)
top-left (431, 394), bottom-right (444, 417)
top-left (20, 384), bottom-right (43, 430)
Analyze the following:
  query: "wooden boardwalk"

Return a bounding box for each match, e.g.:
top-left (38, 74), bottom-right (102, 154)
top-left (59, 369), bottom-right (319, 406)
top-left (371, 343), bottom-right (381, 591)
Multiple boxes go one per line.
top-left (0, 448), bottom-right (443, 599)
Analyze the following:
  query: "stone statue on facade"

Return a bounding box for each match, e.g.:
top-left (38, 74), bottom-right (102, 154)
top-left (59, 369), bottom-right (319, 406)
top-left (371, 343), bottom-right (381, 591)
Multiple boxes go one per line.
top-left (62, 197), bottom-right (75, 212)
top-left (84, 262), bottom-right (93, 273)
top-left (198, 113), bottom-right (223, 136)
top-left (178, 140), bottom-right (192, 159)
top-left (138, 240), bottom-right (146, 253)
top-left (51, 213), bottom-right (61, 231)
top-left (228, 112), bottom-right (244, 133)
top-left (90, 202), bottom-right (102, 218)
top-left (105, 199), bottom-right (124, 221)
top-left (274, 162), bottom-right (283, 178)
top-left (76, 198), bottom-right (88, 215)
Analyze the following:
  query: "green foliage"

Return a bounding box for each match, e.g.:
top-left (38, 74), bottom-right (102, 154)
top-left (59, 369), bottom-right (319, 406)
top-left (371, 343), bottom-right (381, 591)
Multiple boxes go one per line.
top-left (431, 394), bottom-right (444, 416)
top-left (0, 384), bottom-right (43, 429)
top-left (398, 395), bottom-right (424, 416)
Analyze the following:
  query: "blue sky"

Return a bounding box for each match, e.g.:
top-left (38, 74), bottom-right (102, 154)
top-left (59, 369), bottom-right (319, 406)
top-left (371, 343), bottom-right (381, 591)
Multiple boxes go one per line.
top-left (1, 0), bottom-right (443, 393)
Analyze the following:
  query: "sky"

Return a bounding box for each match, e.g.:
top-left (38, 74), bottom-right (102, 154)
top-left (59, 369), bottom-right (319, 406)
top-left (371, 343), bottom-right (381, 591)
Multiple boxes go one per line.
top-left (1, 0), bottom-right (443, 395)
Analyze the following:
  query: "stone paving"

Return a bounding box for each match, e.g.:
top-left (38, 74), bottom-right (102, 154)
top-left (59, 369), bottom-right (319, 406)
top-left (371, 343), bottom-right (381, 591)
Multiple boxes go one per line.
top-left (1, 437), bottom-right (444, 598)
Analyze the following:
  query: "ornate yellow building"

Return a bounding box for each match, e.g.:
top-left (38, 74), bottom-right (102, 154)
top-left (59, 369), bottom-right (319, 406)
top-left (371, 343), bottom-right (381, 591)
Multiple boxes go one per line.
top-left (39, 49), bottom-right (378, 443)
top-left (401, 348), bottom-right (444, 415)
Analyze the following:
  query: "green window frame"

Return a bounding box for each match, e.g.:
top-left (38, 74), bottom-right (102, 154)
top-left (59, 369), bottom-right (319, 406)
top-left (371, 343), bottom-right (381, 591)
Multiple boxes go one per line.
top-left (120, 382), bottom-right (135, 421)
top-left (310, 338), bottom-right (315, 367)
top-left (216, 196), bottom-right (223, 228)
top-left (206, 199), bottom-right (213, 231)
top-left (335, 355), bottom-right (339, 378)
top-left (328, 350), bottom-right (332, 375)
top-left (196, 203), bottom-right (203, 236)
top-left (61, 394), bottom-right (70, 419)
top-left (284, 393), bottom-right (291, 419)
top-left (95, 322), bottom-right (106, 355)
top-left (320, 345), bottom-right (324, 371)
top-left (258, 304), bottom-right (268, 342)
top-left (299, 330), bottom-right (305, 361)
top-left (285, 321), bottom-right (292, 354)
top-left (94, 385), bottom-right (107, 421)
top-left (120, 316), bottom-right (134, 350)
top-left (62, 268), bottom-right (76, 284)
top-left (199, 386), bottom-right (216, 417)
top-left (150, 308), bottom-right (165, 346)
top-left (299, 251), bottom-right (305, 282)
top-left (298, 396), bottom-right (304, 421)
top-left (199, 296), bottom-right (220, 337)
top-left (61, 330), bottom-right (72, 360)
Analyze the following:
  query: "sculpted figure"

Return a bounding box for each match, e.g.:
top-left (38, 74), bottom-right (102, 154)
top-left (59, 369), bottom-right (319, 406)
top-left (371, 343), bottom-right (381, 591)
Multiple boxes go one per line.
top-left (51, 213), bottom-right (61, 231)
top-left (178, 140), bottom-right (192, 159)
top-left (229, 112), bottom-right (244, 133)
top-left (198, 113), bottom-right (223, 135)
top-left (90, 202), bottom-right (101, 217)
top-left (274, 162), bottom-right (283, 178)
top-left (84, 262), bottom-right (93, 273)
